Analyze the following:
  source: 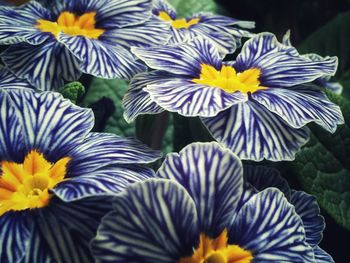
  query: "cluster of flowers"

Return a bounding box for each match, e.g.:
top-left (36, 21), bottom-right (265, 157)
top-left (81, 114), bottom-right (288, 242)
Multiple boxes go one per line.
top-left (0, 0), bottom-right (343, 262)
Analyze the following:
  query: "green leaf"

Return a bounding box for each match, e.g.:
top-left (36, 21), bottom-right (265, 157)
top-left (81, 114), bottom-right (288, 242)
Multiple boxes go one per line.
top-left (59, 81), bottom-right (85, 104)
top-left (81, 78), bottom-right (135, 137)
top-left (169, 0), bottom-right (219, 17)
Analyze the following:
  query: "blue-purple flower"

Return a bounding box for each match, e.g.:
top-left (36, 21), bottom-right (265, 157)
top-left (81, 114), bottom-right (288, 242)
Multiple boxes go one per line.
top-left (124, 33), bottom-right (344, 161)
top-left (92, 142), bottom-right (329, 262)
top-left (0, 88), bottom-right (161, 262)
top-left (0, 0), bottom-right (171, 90)
top-left (152, 0), bottom-right (254, 54)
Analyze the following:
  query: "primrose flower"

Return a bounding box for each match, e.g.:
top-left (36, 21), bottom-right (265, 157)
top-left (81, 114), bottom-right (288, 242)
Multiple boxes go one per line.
top-left (0, 88), bottom-right (160, 262)
top-left (92, 142), bottom-right (326, 262)
top-left (124, 33), bottom-right (344, 161)
top-left (0, 0), bottom-right (171, 90)
top-left (152, 0), bottom-right (254, 54)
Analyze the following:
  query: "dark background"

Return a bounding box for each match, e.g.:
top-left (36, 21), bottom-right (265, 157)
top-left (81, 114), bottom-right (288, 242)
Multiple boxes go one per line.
top-left (215, 0), bottom-right (350, 262)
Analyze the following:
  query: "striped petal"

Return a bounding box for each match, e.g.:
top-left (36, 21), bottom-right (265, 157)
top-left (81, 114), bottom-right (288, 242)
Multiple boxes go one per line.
top-left (252, 86), bottom-right (344, 132)
top-left (67, 133), bottom-right (161, 176)
top-left (2, 42), bottom-right (82, 91)
top-left (235, 33), bottom-right (338, 88)
top-left (27, 197), bottom-right (112, 263)
top-left (0, 66), bottom-right (33, 90)
top-left (313, 246), bottom-right (334, 263)
top-left (201, 100), bottom-right (310, 161)
top-left (229, 188), bottom-right (314, 262)
top-left (91, 179), bottom-right (199, 262)
top-left (290, 190), bottom-right (325, 247)
top-left (58, 33), bottom-right (146, 80)
top-left (152, 0), bottom-right (177, 19)
top-left (123, 71), bottom-right (168, 123)
top-left (0, 212), bottom-right (32, 263)
top-left (102, 18), bottom-right (171, 49)
top-left (131, 37), bottom-right (223, 76)
top-left (53, 166), bottom-right (155, 201)
top-left (0, 90), bottom-right (25, 162)
top-left (157, 142), bottom-right (243, 237)
top-left (6, 89), bottom-right (94, 162)
top-left (243, 165), bottom-right (291, 199)
top-left (0, 1), bottom-right (51, 45)
top-left (145, 79), bottom-right (247, 117)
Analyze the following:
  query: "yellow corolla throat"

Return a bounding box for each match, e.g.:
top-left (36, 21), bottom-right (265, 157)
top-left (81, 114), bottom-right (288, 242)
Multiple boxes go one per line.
top-left (192, 64), bottom-right (267, 94)
top-left (0, 150), bottom-right (71, 216)
top-left (179, 229), bottom-right (253, 263)
top-left (158, 11), bottom-right (200, 29)
top-left (36, 11), bottom-right (105, 39)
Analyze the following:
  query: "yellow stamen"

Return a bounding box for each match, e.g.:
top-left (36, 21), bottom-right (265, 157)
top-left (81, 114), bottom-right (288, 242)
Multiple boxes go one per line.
top-left (192, 64), bottom-right (267, 94)
top-left (36, 11), bottom-right (105, 39)
top-left (179, 229), bottom-right (253, 263)
top-left (0, 150), bottom-right (71, 216)
top-left (158, 11), bottom-right (200, 29)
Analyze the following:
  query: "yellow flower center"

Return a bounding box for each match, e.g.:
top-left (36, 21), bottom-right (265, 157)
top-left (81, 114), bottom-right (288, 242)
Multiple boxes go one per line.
top-left (192, 64), bottom-right (267, 94)
top-left (158, 11), bottom-right (200, 29)
top-left (0, 150), bottom-right (71, 216)
top-left (36, 11), bottom-right (105, 39)
top-left (179, 229), bottom-right (253, 263)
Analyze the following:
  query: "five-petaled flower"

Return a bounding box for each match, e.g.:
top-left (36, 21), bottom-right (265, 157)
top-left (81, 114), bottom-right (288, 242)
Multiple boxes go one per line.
top-left (0, 0), bottom-right (171, 90)
top-left (92, 142), bottom-right (331, 262)
top-left (152, 0), bottom-right (254, 54)
top-left (0, 88), bottom-right (161, 262)
top-left (124, 33), bottom-right (344, 161)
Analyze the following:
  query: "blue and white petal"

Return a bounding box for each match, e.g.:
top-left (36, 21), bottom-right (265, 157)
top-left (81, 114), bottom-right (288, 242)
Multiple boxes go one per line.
top-left (145, 79), bottom-right (247, 117)
top-left (58, 34), bottom-right (146, 80)
top-left (229, 188), bottom-right (314, 262)
top-left (290, 190), bottom-right (325, 247)
top-left (102, 18), bottom-right (171, 49)
top-left (6, 89), bottom-right (94, 161)
top-left (235, 33), bottom-right (338, 88)
top-left (243, 165), bottom-right (291, 199)
top-left (131, 37), bottom-right (223, 76)
top-left (27, 197), bottom-right (112, 263)
top-left (252, 85), bottom-right (344, 133)
top-left (123, 71), bottom-right (170, 123)
top-left (0, 66), bottom-right (33, 90)
top-left (0, 1), bottom-right (51, 45)
top-left (157, 142), bottom-right (243, 237)
top-left (2, 42), bottom-right (82, 91)
top-left (67, 133), bottom-right (161, 176)
top-left (91, 179), bottom-right (199, 262)
top-left (313, 246), bottom-right (334, 263)
top-left (0, 212), bottom-right (32, 263)
top-left (152, 0), bottom-right (177, 19)
top-left (201, 100), bottom-right (310, 161)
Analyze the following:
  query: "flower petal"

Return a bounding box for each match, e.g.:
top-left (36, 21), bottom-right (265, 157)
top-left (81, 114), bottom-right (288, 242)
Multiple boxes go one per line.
top-left (131, 37), bottom-right (223, 76)
top-left (290, 190), bottom-right (325, 247)
top-left (235, 33), bottom-right (338, 88)
top-left (229, 188), bottom-right (314, 262)
top-left (53, 165), bottom-right (155, 201)
top-left (6, 89), bottom-right (94, 162)
top-left (0, 1), bottom-right (51, 45)
top-left (0, 211), bottom-right (32, 263)
top-left (123, 71), bottom-right (167, 123)
top-left (157, 142), bottom-right (243, 237)
top-left (0, 66), bottom-right (33, 90)
top-left (29, 197), bottom-right (112, 263)
top-left (2, 41), bottom-right (82, 91)
top-left (313, 246), bottom-right (334, 263)
top-left (58, 34), bottom-right (146, 80)
top-left (252, 86), bottom-right (344, 132)
top-left (91, 179), bottom-right (199, 262)
top-left (201, 100), bottom-right (310, 161)
top-left (243, 165), bottom-right (291, 199)
top-left (145, 79), bottom-right (247, 117)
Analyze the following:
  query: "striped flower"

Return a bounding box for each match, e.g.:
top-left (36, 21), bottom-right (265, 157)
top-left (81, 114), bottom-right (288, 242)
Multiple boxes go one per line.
top-left (0, 88), bottom-right (160, 262)
top-left (124, 33), bottom-right (344, 161)
top-left (91, 142), bottom-right (328, 262)
top-left (152, 0), bottom-right (254, 54)
top-left (0, 0), bottom-right (171, 90)
top-left (0, 65), bottom-right (33, 89)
